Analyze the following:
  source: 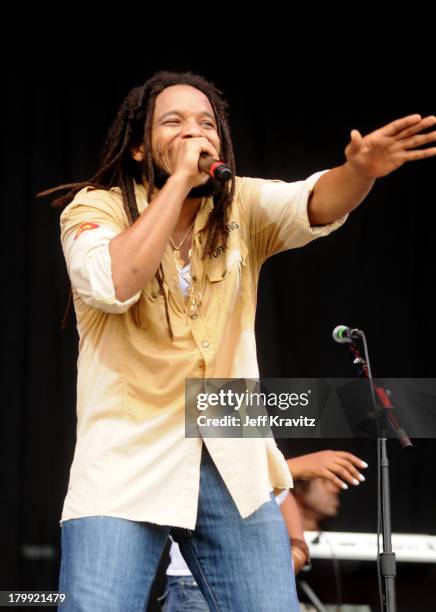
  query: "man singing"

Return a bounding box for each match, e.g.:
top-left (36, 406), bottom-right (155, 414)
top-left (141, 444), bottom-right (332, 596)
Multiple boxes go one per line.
top-left (41, 70), bottom-right (436, 611)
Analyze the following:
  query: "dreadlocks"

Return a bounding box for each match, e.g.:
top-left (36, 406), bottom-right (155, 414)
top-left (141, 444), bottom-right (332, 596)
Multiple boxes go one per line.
top-left (38, 71), bottom-right (236, 340)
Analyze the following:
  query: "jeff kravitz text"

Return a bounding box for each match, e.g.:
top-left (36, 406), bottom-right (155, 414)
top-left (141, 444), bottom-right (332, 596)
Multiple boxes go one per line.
top-left (197, 414), bottom-right (316, 427)
top-left (194, 387), bottom-right (317, 430)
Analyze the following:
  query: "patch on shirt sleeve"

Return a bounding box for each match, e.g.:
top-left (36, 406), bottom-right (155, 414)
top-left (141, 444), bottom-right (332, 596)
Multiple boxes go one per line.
top-left (74, 222), bottom-right (100, 240)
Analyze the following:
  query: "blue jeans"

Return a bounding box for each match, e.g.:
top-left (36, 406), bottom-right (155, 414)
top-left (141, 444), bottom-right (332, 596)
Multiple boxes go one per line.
top-left (58, 444), bottom-right (298, 611)
top-left (161, 576), bottom-right (211, 612)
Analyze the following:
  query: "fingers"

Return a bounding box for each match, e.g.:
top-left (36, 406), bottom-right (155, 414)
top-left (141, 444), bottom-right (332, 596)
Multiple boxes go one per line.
top-left (325, 462), bottom-right (360, 487)
top-left (174, 136), bottom-right (219, 160)
top-left (323, 469), bottom-right (350, 491)
top-left (288, 451), bottom-right (369, 488)
top-left (323, 464), bottom-right (364, 490)
top-left (347, 129), bottom-right (363, 154)
top-left (400, 129), bottom-right (436, 150)
top-left (326, 451), bottom-right (368, 487)
top-left (396, 115), bottom-right (436, 140)
top-left (380, 114), bottom-right (422, 137)
top-left (404, 147), bottom-right (436, 161)
top-left (333, 458), bottom-right (365, 485)
top-left (194, 136), bottom-right (220, 160)
top-left (170, 136), bottom-right (220, 184)
top-left (335, 450), bottom-right (368, 469)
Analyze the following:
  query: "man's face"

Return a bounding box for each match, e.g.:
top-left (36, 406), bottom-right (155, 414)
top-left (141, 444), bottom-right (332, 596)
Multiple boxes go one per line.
top-left (302, 478), bottom-right (341, 520)
top-left (150, 84), bottom-right (222, 198)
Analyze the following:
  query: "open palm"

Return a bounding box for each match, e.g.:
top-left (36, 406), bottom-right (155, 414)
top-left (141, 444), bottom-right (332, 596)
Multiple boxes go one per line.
top-left (345, 114), bottom-right (436, 178)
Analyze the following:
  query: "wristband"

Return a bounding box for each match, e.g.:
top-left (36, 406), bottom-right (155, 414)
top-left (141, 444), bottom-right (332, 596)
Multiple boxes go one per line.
top-left (290, 538), bottom-right (310, 565)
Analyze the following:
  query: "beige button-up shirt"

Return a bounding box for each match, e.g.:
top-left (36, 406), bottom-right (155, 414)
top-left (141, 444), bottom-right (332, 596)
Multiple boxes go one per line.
top-left (59, 171), bottom-right (347, 529)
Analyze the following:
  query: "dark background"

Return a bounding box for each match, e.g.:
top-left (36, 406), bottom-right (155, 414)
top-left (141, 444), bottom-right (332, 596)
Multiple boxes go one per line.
top-left (1, 28), bottom-right (435, 610)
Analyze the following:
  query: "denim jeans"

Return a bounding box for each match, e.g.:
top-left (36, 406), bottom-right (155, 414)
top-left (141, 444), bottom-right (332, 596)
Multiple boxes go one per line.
top-left (58, 444), bottom-right (298, 611)
top-left (160, 575), bottom-right (211, 612)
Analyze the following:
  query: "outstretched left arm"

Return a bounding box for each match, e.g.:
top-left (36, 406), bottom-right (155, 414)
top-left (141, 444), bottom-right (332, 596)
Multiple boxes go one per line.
top-left (308, 114), bottom-right (436, 225)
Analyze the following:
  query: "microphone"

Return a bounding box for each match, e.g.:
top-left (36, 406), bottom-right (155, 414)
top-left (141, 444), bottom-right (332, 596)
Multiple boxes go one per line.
top-left (198, 154), bottom-right (232, 182)
top-left (332, 324), bottom-right (362, 344)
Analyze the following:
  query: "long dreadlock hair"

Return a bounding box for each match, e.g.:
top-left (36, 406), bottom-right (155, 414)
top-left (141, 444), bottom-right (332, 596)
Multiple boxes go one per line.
top-left (38, 71), bottom-right (236, 340)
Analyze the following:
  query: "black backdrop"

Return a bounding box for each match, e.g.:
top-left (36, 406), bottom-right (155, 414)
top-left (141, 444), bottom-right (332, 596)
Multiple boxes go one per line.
top-left (2, 37), bottom-right (435, 609)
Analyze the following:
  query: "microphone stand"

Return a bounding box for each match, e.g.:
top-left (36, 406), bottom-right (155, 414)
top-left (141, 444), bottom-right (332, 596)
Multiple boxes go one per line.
top-left (340, 330), bottom-right (412, 612)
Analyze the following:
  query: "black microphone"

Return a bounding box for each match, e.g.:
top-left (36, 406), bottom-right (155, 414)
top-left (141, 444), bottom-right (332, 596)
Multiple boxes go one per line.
top-left (198, 155), bottom-right (232, 182)
top-left (332, 324), bottom-right (362, 344)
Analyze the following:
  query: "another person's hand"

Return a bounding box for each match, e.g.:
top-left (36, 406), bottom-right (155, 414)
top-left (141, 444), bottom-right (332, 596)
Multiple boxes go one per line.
top-left (287, 450), bottom-right (368, 490)
top-left (344, 114), bottom-right (436, 178)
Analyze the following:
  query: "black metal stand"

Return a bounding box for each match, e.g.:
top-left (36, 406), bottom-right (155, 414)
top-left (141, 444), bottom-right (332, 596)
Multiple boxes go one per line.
top-left (379, 436), bottom-right (397, 612)
top-left (339, 329), bottom-right (413, 612)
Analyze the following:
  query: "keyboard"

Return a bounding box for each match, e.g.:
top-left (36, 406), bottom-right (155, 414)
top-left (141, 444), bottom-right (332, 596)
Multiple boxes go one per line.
top-left (305, 531), bottom-right (436, 563)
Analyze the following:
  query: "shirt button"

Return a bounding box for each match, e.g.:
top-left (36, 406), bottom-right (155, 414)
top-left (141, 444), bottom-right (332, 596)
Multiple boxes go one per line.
top-left (201, 341), bottom-right (209, 348)
top-left (191, 313), bottom-right (198, 319)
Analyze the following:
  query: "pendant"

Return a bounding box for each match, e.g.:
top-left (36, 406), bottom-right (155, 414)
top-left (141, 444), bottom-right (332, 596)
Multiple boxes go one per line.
top-left (186, 288), bottom-right (202, 316)
top-left (173, 248), bottom-right (184, 271)
top-left (173, 247), bottom-right (193, 271)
